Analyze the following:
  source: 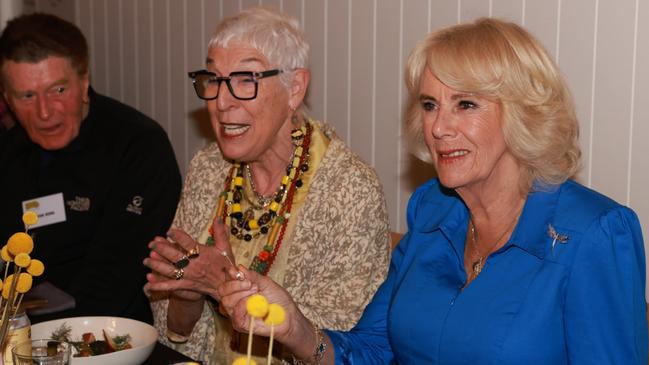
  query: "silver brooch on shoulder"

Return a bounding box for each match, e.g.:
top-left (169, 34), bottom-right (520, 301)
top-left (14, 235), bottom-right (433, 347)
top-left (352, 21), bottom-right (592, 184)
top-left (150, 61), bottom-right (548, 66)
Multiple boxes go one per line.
top-left (548, 224), bottom-right (569, 249)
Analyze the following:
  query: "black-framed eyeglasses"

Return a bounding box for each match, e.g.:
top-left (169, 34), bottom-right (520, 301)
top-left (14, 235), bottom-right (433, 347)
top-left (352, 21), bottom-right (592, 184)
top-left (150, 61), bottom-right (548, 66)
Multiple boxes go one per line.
top-left (187, 69), bottom-right (283, 101)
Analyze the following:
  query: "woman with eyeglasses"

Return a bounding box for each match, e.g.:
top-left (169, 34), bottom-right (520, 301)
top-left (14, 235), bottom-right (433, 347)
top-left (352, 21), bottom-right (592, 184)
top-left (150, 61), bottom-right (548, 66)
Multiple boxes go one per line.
top-left (143, 6), bottom-right (391, 365)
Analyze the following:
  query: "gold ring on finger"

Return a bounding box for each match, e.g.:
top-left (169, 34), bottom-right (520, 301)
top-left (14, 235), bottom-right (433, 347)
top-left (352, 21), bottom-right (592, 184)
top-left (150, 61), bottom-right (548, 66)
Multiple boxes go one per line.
top-left (187, 245), bottom-right (200, 259)
top-left (173, 268), bottom-right (184, 280)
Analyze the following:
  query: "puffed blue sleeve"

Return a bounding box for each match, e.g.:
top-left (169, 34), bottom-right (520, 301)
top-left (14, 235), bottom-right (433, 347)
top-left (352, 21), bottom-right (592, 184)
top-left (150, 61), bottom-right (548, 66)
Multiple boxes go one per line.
top-left (325, 181), bottom-right (434, 364)
top-left (326, 233), bottom-right (411, 363)
top-left (564, 206), bottom-right (647, 364)
top-left (325, 257), bottom-right (398, 364)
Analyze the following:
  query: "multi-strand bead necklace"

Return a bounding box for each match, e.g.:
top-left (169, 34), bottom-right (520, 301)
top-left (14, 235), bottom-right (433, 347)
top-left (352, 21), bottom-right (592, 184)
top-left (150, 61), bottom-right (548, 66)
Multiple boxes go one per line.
top-left (210, 123), bottom-right (312, 275)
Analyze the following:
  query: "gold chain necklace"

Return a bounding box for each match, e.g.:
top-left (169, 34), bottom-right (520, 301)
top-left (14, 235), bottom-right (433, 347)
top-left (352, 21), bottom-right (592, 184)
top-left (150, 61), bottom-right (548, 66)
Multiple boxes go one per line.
top-left (243, 146), bottom-right (299, 209)
top-left (468, 214), bottom-right (520, 278)
top-left (244, 163), bottom-right (281, 208)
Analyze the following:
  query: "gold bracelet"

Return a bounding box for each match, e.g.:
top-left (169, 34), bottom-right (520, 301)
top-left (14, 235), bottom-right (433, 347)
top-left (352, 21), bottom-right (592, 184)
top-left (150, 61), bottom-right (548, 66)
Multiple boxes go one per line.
top-left (166, 328), bottom-right (190, 344)
top-left (313, 327), bottom-right (326, 363)
top-left (291, 322), bottom-right (326, 364)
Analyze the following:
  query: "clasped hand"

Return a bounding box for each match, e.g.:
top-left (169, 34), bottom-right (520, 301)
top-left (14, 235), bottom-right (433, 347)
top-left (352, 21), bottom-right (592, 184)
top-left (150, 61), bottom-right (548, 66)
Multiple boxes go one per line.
top-left (143, 218), bottom-right (235, 302)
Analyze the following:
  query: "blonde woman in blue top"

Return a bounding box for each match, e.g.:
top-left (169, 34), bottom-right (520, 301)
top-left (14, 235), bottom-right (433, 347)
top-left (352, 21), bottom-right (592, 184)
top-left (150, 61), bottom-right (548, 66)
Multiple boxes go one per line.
top-left (217, 18), bottom-right (648, 364)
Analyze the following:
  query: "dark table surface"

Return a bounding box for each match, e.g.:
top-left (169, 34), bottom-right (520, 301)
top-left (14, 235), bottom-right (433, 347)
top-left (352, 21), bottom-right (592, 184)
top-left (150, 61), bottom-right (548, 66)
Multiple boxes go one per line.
top-left (142, 342), bottom-right (201, 364)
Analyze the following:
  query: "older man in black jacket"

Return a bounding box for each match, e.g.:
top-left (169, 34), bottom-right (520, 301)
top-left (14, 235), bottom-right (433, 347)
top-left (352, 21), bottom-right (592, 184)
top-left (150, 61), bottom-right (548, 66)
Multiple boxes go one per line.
top-left (0, 13), bottom-right (181, 324)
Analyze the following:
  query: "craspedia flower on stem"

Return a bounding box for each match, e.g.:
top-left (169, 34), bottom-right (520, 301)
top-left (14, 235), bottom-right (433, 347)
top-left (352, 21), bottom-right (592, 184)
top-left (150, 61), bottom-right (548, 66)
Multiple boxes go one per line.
top-left (22, 211), bottom-right (38, 227)
top-left (0, 212), bottom-right (45, 351)
top-left (27, 259), bottom-right (45, 277)
top-left (1, 274), bottom-right (16, 300)
top-left (246, 294), bottom-right (269, 318)
top-left (264, 303), bottom-right (286, 326)
top-left (15, 273), bottom-right (32, 294)
top-left (13, 253), bottom-right (30, 268)
top-left (7, 232), bottom-right (33, 256)
top-left (0, 246), bottom-right (12, 263)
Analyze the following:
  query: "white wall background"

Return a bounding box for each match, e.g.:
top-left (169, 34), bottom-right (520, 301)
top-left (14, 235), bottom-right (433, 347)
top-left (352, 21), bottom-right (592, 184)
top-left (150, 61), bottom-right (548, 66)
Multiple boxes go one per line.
top-left (21, 0), bottom-right (649, 287)
top-left (1, 0), bottom-right (23, 30)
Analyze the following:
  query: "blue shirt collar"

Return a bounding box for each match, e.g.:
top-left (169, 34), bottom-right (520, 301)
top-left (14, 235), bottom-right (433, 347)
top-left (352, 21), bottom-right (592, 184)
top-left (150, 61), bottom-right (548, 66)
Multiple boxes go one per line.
top-left (412, 179), bottom-right (561, 260)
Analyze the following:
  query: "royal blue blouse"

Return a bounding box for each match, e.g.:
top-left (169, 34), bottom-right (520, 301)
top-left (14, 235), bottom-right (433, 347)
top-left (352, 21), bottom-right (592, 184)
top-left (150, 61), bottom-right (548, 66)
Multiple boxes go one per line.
top-left (327, 179), bottom-right (647, 364)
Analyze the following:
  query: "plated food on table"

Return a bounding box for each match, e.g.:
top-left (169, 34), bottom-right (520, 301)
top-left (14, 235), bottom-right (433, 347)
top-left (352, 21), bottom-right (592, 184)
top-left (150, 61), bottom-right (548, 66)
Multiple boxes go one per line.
top-left (50, 322), bottom-right (132, 357)
top-left (31, 316), bottom-right (157, 365)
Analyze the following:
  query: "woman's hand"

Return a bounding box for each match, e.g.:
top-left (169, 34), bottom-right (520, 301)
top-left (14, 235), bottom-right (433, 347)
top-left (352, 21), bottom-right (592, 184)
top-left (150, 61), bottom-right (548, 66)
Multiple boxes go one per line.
top-left (218, 266), bottom-right (319, 358)
top-left (144, 218), bottom-right (236, 302)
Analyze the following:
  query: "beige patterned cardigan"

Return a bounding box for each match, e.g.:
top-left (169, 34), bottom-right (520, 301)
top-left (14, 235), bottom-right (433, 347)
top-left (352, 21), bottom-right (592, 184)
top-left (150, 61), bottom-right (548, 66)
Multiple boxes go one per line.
top-left (150, 122), bottom-right (391, 364)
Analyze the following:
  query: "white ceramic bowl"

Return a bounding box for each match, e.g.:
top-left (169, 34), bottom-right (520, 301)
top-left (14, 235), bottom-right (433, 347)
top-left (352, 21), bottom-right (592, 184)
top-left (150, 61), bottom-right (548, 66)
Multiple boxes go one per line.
top-left (31, 316), bottom-right (158, 365)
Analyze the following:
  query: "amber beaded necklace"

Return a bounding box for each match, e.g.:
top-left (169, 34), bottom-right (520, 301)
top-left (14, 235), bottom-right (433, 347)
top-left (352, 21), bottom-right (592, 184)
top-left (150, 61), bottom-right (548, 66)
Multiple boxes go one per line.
top-left (210, 123), bottom-right (312, 275)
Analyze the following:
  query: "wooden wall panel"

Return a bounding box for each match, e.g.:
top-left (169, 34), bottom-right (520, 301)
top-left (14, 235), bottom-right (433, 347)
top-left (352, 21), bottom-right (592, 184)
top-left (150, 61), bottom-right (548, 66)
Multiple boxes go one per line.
top-left (90, 0), bottom-right (108, 95)
top-left (399, 0), bottom-right (437, 230)
top-left (459, 0), bottom-right (489, 22)
top-left (32, 0), bottom-right (74, 23)
top-left (375, 0), bottom-right (401, 233)
top-left (492, 0), bottom-right (523, 23)
top-left (524, 0), bottom-right (559, 59)
top-left (430, 0), bottom-right (460, 29)
top-left (242, 0), bottom-right (260, 9)
top-left (558, 0), bottom-right (597, 185)
top-left (348, 0), bottom-right (373, 162)
top-left (282, 0), bottom-right (303, 28)
top-left (121, 0), bottom-right (137, 108)
top-left (106, 0), bottom-right (122, 99)
top-left (222, 1), bottom-right (241, 19)
top-left (590, 0), bottom-right (636, 204)
top-left (261, 0), bottom-right (281, 10)
top-left (630, 0), bottom-right (649, 224)
top-left (187, 0), bottom-right (207, 74)
top-left (169, 0), bottom-right (187, 168)
top-left (204, 0), bottom-right (221, 41)
top-left (75, 1), bottom-right (92, 78)
top-left (303, 1), bottom-right (326, 132)
top-left (186, 0), bottom-right (211, 166)
top-left (151, 0), bottom-right (170, 136)
top-left (325, 0), bottom-right (350, 139)
top-left (135, 0), bottom-right (154, 117)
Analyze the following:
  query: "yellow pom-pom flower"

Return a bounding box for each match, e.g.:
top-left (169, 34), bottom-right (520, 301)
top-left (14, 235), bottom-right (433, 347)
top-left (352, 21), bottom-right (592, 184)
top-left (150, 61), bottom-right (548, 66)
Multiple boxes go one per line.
top-left (2, 274), bottom-right (14, 299)
top-left (232, 357), bottom-right (257, 365)
top-left (16, 273), bottom-right (33, 293)
top-left (27, 259), bottom-right (45, 277)
top-left (264, 303), bottom-right (286, 326)
top-left (7, 232), bottom-right (34, 255)
top-left (22, 211), bottom-right (39, 226)
top-left (14, 253), bottom-right (31, 268)
top-left (246, 294), bottom-right (269, 318)
top-left (1, 245), bottom-right (13, 262)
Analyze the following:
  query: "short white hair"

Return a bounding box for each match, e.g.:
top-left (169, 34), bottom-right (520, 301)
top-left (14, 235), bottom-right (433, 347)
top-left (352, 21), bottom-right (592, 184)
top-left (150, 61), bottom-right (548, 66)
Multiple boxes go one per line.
top-left (208, 6), bottom-right (309, 88)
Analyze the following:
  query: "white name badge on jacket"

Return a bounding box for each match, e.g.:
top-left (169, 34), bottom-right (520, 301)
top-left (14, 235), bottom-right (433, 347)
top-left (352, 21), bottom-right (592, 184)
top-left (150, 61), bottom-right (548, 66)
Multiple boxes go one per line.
top-left (22, 193), bottom-right (67, 229)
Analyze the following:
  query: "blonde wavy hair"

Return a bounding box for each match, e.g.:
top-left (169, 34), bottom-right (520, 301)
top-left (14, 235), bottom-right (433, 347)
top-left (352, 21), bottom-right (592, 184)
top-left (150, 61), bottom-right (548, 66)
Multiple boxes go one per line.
top-left (405, 18), bottom-right (580, 191)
